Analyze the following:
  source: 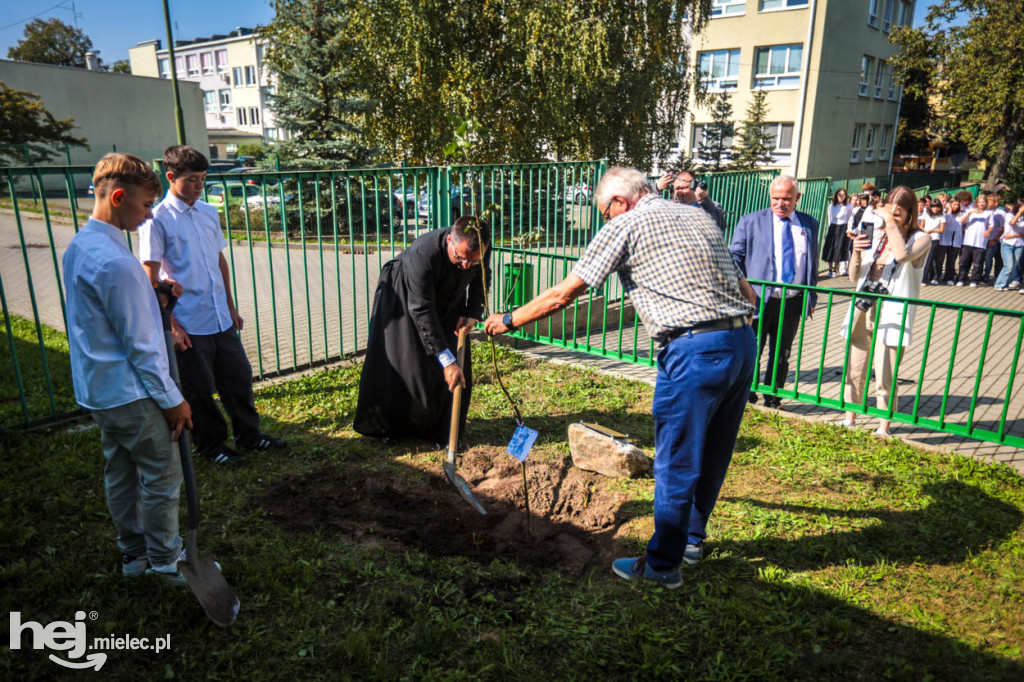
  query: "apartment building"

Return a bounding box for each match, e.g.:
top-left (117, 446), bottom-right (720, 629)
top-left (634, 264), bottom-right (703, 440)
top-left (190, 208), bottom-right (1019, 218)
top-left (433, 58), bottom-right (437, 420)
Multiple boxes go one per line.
top-left (683, 0), bottom-right (913, 180)
top-left (129, 28), bottom-right (285, 159)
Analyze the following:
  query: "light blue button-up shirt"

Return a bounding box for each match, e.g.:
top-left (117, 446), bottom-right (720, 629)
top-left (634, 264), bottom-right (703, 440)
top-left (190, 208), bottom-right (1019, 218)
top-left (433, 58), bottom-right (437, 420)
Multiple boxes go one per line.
top-left (63, 219), bottom-right (183, 411)
top-left (138, 192), bottom-right (233, 335)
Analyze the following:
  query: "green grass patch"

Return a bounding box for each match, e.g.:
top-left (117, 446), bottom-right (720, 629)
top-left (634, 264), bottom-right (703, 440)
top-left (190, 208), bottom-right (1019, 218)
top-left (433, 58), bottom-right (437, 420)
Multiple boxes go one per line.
top-left (2, 346), bottom-right (1023, 679)
top-left (0, 314), bottom-right (77, 427)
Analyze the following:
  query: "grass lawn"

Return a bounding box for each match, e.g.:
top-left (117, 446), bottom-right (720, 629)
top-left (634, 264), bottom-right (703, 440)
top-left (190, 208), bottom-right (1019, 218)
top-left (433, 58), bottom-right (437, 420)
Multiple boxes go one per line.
top-left (2, 343), bottom-right (1023, 680)
top-left (0, 315), bottom-right (78, 427)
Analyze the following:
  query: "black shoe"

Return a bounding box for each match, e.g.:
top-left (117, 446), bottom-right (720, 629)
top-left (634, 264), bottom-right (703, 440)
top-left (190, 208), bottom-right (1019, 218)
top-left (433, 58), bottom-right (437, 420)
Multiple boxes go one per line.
top-left (210, 446), bottom-right (244, 465)
top-left (764, 396), bottom-right (782, 409)
top-left (748, 392), bottom-right (758, 405)
top-left (239, 434), bottom-right (287, 451)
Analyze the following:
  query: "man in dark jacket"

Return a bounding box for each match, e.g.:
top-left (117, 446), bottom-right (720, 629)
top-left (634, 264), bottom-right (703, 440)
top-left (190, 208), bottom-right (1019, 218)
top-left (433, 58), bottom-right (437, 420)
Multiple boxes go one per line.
top-left (656, 169), bottom-right (727, 232)
top-left (729, 175), bottom-right (819, 409)
top-left (354, 216), bottom-right (491, 443)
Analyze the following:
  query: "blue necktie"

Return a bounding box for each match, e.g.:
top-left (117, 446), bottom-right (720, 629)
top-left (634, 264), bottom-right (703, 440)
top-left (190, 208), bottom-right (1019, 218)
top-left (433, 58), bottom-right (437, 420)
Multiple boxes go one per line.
top-left (780, 217), bottom-right (795, 284)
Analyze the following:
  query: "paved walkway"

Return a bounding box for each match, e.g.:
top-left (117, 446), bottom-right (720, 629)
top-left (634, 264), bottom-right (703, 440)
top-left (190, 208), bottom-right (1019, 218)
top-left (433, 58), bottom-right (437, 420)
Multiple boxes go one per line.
top-left (3, 209), bottom-right (1022, 474)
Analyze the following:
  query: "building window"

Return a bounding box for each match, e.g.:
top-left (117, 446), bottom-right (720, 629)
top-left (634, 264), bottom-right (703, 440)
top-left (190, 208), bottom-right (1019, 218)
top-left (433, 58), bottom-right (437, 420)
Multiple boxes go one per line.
top-left (887, 68), bottom-right (900, 100)
top-left (203, 90), bottom-right (217, 113)
top-left (691, 124), bottom-right (736, 159)
top-left (753, 44), bottom-right (803, 89)
top-left (225, 143), bottom-right (238, 155)
top-left (264, 128), bottom-right (279, 141)
top-left (698, 49), bottom-right (741, 91)
top-left (215, 49), bottom-right (228, 73)
top-left (175, 56), bottom-right (185, 77)
top-left (201, 52), bottom-right (214, 75)
top-left (865, 125), bottom-right (877, 161)
top-left (859, 56), bottom-right (873, 96)
top-left (219, 89), bottom-right (232, 109)
top-left (760, 0), bottom-right (808, 10)
top-left (711, 0), bottom-right (745, 17)
top-left (249, 107), bottom-right (260, 126)
top-left (851, 124), bottom-right (864, 163)
top-left (767, 122), bottom-right (795, 153)
top-left (874, 61), bottom-right (887, 98)
top-left (158, 58), bottom-right (170, 79)
top-left (233, 67), bottom-right (243, 87)
top-left (879, 125), bottom-right (892, 160)
top-left (245, 65), bottom-right (257, 86)
top-left (868, 0), bottom-right (880, 26)
top-left (186, 54), bottom-right (199, 77)
top-left (883, 0), bottom-right (895, 32)
top-left (900, 0), bottom-right (913, 26)
top-left (237, 108), bottom-right (248, 126)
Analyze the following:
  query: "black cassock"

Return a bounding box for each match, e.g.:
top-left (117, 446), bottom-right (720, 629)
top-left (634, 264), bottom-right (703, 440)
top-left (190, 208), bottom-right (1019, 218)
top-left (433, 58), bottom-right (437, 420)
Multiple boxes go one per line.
top-left (354, 227), bottom-right (490, 443)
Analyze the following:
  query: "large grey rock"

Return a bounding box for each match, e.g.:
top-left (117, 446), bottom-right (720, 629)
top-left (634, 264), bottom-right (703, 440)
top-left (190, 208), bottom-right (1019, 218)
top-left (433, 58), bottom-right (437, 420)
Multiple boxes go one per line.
top-left (568, 423), bottom-right (651, 478)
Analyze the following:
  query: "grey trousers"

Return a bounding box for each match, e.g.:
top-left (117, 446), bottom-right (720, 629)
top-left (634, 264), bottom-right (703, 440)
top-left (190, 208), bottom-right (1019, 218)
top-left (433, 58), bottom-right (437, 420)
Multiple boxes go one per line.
top-left (91, 398), bottom-right (183, 566)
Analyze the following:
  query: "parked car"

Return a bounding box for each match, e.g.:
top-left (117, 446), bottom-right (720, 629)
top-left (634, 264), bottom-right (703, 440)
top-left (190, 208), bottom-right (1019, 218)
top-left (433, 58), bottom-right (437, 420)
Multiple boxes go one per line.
top-left (565, 183), bottom-right (591, 204)
top-left (417, 185), bottom-right (499, 221)
top-left (205, 182), bottom-right (261, 210)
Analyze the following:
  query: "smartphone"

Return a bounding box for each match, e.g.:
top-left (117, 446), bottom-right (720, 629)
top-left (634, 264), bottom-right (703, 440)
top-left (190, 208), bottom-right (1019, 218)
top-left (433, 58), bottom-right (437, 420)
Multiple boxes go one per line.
top-left (859, 221), bottom-right (874, 242)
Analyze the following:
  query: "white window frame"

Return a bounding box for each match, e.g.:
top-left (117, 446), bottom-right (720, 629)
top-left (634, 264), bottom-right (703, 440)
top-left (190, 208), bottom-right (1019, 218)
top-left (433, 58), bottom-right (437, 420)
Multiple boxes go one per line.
top-left (233, 67), bottom-right (243, 87)
top-left (225, 143), bottom-right (238, 155)
top-left (699, 48), bottom-right (741, 91)
top-left (215, 49), bottom-right (229, 73)
top-left (882, 0), bottom-right (895, 32)
top-left (219, 89), bottom-right (232, 109)
top-left (868, 0), bottom-right (880, 27)
top-left (879, 125), bottom-right (892, 160)
top-left (691, 123), bottom-right (736, 161)
top-left (245, 65), bottom-right (258, 87)
top-left (175, 56), bottom-right (185, 77)
top-left (859, 56), bottom-right (873, 96)
top-left (711, 0), bottom-right (746, 17)
top-left (865, 126), bottom-right (877, 161)
top-left (874, 60), bottom-right (887, 98)
top-left (264, 128), bottom-right (279, 142)
top-left (753, 44), bottom-right (803, 89)
top-left (201, 52), bottom-right (214, 75)
top-left (759, 0), bottom-right (808, 11)
top-left (851, 124), bottom-right (864, 163)
top-left (203, 90), bottom-right (217, 113)
top-left (887, 67), bottom-right (900, 100)
top-left (249, 107), bottom-right (260, 126)
top-left (767, 122), bottom-right (795, 153)
top-left (237, 108), bottom-right (248, 126)
top-left (186, 54), bottom-right (199, 77)
top-left (158, 58), bottom-right (170, 79)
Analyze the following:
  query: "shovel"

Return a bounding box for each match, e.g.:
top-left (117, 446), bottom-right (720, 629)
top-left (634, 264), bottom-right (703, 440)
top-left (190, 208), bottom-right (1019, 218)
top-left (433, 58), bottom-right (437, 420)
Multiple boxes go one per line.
top-left (157, 284), bottom-right (240, 628)
top-left (444, 327), bottom-right (487, 515)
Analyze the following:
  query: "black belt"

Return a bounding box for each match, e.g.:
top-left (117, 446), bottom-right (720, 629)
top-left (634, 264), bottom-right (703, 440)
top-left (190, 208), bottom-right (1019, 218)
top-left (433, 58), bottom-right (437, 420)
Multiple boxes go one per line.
top-left (661, 316), bottom-right (747, 344)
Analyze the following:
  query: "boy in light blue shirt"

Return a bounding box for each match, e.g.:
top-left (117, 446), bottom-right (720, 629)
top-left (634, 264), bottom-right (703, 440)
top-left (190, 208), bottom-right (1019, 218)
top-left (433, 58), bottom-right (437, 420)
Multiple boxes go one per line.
top-left (63, 153), bottom-right (192, 583)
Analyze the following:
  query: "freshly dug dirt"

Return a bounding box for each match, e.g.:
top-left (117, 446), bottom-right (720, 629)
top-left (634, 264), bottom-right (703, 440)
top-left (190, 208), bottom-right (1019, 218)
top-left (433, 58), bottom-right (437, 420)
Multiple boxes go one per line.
top-left (256, 448), bottom-right (636, 577)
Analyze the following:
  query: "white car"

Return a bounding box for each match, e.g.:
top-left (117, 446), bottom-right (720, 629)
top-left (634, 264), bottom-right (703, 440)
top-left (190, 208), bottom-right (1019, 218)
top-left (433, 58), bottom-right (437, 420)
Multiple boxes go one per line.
top-left (565, 183), bottom-right (591, 204)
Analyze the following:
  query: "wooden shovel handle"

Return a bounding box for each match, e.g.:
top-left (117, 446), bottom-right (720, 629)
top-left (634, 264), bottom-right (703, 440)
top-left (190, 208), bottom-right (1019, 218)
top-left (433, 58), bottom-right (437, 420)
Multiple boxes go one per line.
top-left (448, 327), bottom-right (469, 454)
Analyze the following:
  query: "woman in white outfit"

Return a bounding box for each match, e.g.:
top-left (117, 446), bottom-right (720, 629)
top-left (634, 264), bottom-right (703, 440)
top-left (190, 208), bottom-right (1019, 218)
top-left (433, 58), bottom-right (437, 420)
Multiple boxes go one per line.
top-left (823, 188), bottom-right (853, 278)
top-left (840, 186), bottom-right (931, 437)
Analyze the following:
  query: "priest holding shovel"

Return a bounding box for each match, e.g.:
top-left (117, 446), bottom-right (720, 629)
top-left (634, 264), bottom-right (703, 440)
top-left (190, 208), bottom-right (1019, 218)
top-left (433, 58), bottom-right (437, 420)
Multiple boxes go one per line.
top-left (354, 216), bottom-right (491, 446)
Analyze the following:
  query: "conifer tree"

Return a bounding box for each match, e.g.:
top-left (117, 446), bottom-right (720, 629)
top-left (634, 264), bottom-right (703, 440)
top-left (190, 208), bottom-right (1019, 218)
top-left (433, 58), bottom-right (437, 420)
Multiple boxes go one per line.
top-left (697, 93), bottom-right (735, 172)
top-left (731, 90), bottom-right (775, 171)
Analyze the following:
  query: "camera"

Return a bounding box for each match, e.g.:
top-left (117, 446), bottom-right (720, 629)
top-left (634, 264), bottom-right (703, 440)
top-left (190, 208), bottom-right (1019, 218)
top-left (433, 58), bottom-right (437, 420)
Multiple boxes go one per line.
top-left (854, 279), bottom-right (889, 312)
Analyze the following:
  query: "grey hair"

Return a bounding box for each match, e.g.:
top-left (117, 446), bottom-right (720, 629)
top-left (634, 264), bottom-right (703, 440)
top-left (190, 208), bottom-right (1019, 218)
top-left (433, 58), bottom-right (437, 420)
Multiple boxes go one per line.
top-left (770, 174), bottom-right (800, 194)
top-left (593, 167), bottom-right (653, 208)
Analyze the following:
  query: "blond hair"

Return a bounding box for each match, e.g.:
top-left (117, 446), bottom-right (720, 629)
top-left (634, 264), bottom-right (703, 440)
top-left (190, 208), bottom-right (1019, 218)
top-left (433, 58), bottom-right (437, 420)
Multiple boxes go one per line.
top-left (92, 153), bottom-right (161, 198)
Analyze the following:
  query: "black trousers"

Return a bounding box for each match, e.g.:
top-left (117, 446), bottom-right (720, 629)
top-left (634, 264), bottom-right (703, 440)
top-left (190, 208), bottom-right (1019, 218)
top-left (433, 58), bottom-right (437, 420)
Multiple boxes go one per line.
top-left (176, 329), bottom-right (261, 455)
top-left (934, 244), bottom-right (959, 282)
top-left (756, 295), bottom-right (803, 390)
top-left (957, 246), bottom-right (985, 284)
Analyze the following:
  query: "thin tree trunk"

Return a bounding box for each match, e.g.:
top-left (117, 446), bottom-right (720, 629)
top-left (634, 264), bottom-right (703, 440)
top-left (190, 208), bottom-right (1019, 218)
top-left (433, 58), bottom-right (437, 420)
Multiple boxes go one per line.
top-left (985, 104), bottom-right (1023, 190)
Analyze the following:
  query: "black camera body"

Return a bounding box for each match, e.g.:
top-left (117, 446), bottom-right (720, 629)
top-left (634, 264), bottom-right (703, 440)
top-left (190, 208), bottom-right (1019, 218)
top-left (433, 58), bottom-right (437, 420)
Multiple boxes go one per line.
top-left (855, 279), bottom-right (889, 312)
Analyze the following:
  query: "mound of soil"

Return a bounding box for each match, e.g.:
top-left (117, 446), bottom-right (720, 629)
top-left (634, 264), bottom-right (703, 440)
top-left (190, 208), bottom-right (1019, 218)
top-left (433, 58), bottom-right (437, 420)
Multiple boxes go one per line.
top-left (256, 449), bottom-right (636, 577)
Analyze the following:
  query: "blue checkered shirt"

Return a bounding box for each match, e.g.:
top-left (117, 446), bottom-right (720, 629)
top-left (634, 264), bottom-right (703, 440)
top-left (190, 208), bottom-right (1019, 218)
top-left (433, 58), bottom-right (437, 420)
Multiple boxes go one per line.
top-left (573, 194), bottom-right (754, 342)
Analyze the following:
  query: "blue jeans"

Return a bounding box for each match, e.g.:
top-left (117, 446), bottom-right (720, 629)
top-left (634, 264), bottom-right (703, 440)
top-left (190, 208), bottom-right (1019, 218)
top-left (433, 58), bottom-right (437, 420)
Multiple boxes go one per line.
top-left (645, 324), bottom-right (756, 571)
top-left (984, 243), bottom-right (1002, 280)
top-left (996, 243), bottom-right (1024, 288)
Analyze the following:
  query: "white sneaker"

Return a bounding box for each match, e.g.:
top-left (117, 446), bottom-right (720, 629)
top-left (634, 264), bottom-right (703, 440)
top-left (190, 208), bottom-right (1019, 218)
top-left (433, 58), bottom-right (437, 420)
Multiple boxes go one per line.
top-left (969, 282), bottom-right (978, 288)
top-left (930, 280), bottom-right (939, 285)
top-left (873, 428), bottom-right (892, 439)
top-left (945, 280), bottom-right (954, 286)
top-left (956, 282), bottom-right (964, 287)
top-left (1009, 282), bottom-right (1021, 290)
top-left (994, 286), bottom-right (1007, 291)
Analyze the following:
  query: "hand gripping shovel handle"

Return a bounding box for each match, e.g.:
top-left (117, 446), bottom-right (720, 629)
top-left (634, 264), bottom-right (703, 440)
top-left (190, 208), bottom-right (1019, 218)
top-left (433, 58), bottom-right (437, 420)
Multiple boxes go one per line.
top-left (444, 327), bottom-right (486, 515)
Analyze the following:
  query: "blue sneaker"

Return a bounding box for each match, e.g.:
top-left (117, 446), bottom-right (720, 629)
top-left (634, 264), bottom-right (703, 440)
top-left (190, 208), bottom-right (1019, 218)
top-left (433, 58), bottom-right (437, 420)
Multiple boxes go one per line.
top-left (612, 556), bottom-right (682, 588)
top-left (683, 543), bottom-right (704, 565)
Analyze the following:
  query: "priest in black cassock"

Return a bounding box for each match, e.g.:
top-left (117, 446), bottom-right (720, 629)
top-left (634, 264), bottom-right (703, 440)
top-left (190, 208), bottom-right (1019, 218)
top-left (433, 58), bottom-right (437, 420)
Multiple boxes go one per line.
top-left (354, 216), bottom-right (491, 444)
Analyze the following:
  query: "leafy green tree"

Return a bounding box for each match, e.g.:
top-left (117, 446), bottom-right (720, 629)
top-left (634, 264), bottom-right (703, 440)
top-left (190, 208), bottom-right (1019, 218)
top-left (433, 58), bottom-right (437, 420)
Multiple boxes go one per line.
top-left (7, 18), bottom-right (95, 68)
top-left (263, 0), bottom-right (710, 166)
top-left (110, 60), bottom-right (131, 74)
top-left (731, 90), bottom-right (774, 170)
top-left (0, 82), bottom-right (88, 165)
top-left (891, 0), bottom-right (1024, 189)
top-left (892, 63), bottom-right (933, 156)
top-left (261, 0), bottom-right (376, 169)
top-left (696, 93), bottom-right (734, 172)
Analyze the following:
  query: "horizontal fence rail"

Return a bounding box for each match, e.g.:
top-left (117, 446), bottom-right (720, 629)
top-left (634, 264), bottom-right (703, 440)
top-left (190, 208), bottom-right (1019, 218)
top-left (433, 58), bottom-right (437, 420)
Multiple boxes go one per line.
top-left (2, 160), bottom-right (1018, 454)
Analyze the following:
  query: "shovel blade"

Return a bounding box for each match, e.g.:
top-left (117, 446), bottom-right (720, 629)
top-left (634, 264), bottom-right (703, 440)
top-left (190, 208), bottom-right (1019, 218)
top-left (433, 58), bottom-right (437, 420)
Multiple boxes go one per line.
top-left (179, 556), bottom-right (241, 628)
top-left (443, 463), bottom-right (487, 515)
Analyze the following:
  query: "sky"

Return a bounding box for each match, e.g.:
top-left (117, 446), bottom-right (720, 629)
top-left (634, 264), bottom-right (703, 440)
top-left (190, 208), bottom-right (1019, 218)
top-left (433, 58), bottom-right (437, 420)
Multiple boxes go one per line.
top-left (1, 1), bottom-right (938, 65)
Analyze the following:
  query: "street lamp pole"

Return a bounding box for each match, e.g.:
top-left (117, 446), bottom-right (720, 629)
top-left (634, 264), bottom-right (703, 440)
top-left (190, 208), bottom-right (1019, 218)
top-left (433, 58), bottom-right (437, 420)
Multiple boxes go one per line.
top-left (163, 0), bottom-right (186, 145)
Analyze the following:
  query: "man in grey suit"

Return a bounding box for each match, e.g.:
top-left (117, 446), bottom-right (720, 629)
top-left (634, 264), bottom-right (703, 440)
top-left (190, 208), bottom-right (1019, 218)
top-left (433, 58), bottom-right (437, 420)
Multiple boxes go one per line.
top-left (729, 175), bottom-right (819, 409)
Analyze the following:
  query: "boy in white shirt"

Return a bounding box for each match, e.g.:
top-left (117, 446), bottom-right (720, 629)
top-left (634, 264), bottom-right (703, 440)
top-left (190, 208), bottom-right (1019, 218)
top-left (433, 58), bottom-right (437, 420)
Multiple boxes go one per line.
top-left (138, 146), bottom-right (286, 464)
top-left (63, 153), bottom-right (192, 583)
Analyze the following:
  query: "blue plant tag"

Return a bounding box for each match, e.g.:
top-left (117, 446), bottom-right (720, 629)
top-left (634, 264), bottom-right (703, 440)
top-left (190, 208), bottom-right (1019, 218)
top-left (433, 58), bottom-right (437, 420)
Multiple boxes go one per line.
top-left (507, 424), bottom-right (539, 462)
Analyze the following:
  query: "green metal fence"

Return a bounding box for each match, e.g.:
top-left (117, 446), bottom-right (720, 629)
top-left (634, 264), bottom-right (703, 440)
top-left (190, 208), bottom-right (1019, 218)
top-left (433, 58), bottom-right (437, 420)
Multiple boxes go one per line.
top-left (3, 160), bottom-right (1020, 451)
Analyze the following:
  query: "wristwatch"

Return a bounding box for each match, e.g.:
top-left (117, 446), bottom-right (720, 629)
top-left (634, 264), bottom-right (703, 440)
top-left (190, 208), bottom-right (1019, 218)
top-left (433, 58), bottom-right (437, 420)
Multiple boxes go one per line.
top-left (503, 311), bottom-right (516, 331)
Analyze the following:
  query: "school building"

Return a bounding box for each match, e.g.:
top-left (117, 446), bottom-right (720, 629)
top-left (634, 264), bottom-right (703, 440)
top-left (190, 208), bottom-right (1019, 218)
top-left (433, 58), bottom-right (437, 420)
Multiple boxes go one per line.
top-left (684, 0), bottom-right (915, 179)
top-left (128, 28), bottom-right (285, 160)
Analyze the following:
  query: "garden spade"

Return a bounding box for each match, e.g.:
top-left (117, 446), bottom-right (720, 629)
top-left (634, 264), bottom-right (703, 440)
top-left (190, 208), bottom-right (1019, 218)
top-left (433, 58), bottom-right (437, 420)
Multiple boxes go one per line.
top-left (158, 284), bottom-right (240, 627)
top-left (445, 327), bottom-right (487, 514)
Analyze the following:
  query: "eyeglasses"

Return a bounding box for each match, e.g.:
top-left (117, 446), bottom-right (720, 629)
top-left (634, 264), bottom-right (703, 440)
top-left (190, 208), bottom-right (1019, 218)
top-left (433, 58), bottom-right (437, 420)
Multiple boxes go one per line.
top-left (600, 198), bottom-right (616, 221)
top-left (449, 241), bottom-right (482, 266)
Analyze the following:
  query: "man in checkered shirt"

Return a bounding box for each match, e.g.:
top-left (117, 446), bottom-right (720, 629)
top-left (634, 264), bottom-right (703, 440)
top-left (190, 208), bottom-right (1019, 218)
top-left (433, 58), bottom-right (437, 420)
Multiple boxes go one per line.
top-left (485, 167), bottom-right (758, 588)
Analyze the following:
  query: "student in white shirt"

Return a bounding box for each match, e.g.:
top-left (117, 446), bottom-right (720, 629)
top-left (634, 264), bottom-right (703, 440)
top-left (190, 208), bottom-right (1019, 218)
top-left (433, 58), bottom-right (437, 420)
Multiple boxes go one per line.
top-left (997, 201), bottom-right (1024, 291)
top-left (823, 188), bottom-right (853, 278)
top-left (63, 153), bottom-right (192, 584)
top-left (956, 194), bottom-right (994, 287)
top-left (983, 194), bottom-right (1006, 282)
top-left (919, 198), bottom-right (945, 285)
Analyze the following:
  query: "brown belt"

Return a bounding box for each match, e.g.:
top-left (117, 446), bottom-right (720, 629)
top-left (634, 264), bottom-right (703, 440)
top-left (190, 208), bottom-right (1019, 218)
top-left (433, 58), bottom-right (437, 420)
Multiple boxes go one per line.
top-left (661, 316), bottom-right (748, 345)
